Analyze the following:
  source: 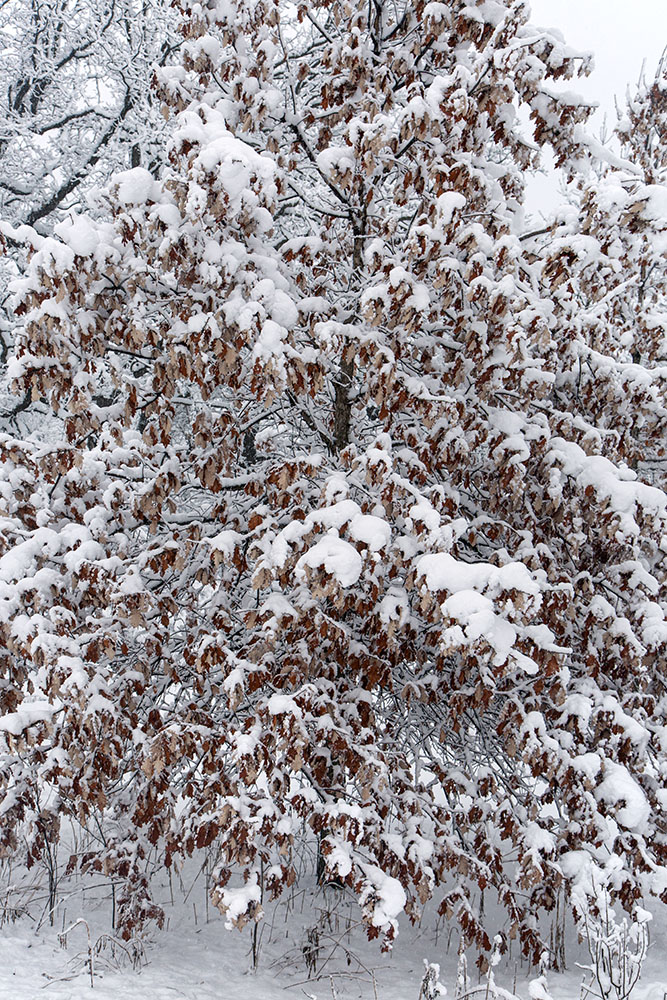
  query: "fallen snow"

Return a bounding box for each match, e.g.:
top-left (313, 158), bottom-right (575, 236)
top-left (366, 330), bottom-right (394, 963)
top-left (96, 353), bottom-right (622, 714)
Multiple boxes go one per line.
top-left (0, 876), bottom-right (665, 1000)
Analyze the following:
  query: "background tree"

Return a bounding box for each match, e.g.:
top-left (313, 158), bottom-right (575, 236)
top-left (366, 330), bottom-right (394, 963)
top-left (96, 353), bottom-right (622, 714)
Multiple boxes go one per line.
top-left (537, 55), bottom-right (667, 487)
top-left (0, 0), bottom-right (665, 966)
top-left (0, 0), bottom-right (177, 230)
top-left (0, 0), bottom-right (179, 429)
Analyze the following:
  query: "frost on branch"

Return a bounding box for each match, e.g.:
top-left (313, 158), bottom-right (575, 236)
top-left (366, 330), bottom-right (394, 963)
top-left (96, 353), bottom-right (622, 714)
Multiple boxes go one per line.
top-left (1, 0), bottom-right (666, 964)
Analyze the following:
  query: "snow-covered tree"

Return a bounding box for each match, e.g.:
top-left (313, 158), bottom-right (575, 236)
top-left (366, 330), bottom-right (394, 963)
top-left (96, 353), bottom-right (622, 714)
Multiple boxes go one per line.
top-left (0, 0), bottom-right (179, 420)
top-left (1, 0), bottom-right (665, 964)
top-left (537, 55), bottom-right (667, 491)
top-left (0, 0), bottom-right (178, 229)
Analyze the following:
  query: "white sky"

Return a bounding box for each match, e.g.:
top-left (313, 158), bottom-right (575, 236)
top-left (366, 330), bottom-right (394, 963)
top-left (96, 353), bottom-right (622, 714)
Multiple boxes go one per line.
top-left (525, 0), bottom-right (667, 216)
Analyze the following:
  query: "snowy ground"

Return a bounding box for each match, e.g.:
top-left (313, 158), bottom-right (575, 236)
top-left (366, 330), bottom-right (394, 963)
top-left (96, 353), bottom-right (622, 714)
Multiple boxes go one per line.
top-left (1, 869), bottom-right (666, 1000)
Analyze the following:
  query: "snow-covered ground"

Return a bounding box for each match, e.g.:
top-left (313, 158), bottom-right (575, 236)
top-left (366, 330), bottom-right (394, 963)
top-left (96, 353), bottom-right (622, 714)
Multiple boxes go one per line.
top-left (1, 871), bottom-right (666, 1000)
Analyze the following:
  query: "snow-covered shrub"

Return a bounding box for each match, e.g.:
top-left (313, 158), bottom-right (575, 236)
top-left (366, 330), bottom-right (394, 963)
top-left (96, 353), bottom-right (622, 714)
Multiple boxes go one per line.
top-left (419, 960), bottom-right (447, 1000)
top-left (578, 905), bottom-right (649, 1000)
